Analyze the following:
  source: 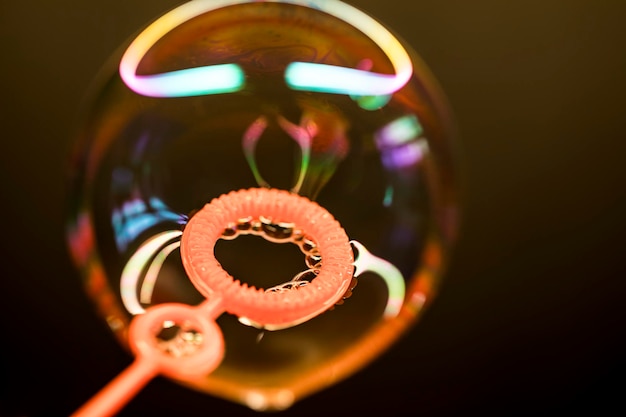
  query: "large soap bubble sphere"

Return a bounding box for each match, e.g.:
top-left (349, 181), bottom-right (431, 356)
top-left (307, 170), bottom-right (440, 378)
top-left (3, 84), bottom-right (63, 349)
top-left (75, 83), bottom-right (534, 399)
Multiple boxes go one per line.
top-left (67, 0), bottom-right (458, 411)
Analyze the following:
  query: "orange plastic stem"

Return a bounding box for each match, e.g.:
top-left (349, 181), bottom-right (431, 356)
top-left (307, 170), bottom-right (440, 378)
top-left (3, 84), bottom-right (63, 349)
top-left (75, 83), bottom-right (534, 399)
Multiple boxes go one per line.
top-left (72, 298), bottom-right (226, 417)
top-left (71, 356), bottom-right (158, 417)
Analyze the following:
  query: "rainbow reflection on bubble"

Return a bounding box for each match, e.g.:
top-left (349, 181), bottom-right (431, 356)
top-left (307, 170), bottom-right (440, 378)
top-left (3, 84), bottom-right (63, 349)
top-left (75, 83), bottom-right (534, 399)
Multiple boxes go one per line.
top-left (120, 0), bottom-right (412, 98)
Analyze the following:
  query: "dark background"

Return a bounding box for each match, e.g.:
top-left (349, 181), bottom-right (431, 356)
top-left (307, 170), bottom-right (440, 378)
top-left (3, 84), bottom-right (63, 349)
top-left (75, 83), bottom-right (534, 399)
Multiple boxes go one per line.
top-left (1, 0), bottom-right (625, 416)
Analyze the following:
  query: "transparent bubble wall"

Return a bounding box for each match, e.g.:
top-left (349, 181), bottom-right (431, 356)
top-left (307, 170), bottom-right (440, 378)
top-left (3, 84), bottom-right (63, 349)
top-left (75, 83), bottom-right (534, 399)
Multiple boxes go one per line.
top-left (67, 0), bottom-right (457, 411)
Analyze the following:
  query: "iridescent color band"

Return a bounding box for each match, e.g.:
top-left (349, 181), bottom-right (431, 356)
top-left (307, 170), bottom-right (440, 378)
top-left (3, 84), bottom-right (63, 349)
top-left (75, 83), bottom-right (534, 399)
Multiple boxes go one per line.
top-left (119, 0), bottom-right (413, 97)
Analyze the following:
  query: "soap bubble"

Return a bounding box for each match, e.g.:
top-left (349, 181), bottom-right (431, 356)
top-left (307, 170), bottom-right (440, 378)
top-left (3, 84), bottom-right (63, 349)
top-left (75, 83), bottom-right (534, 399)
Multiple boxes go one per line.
top-left (67, 0), bottom-right (458, 411)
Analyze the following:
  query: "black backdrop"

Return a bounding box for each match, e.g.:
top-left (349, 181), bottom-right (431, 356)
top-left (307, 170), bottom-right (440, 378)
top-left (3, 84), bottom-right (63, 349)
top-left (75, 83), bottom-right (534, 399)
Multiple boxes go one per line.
top-left (1, 1), bottom-right (625, 416)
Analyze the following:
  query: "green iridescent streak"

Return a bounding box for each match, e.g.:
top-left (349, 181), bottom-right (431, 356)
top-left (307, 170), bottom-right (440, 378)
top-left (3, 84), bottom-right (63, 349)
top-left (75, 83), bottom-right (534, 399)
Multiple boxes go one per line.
top-left (244, 151), bottom-right (270, 189)
top-left (293, 152), bottom-right (341, 200)
top-left (291, 145), bottom-right (311, 194)
top-left (244, 136), bottom-right (344, 200)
